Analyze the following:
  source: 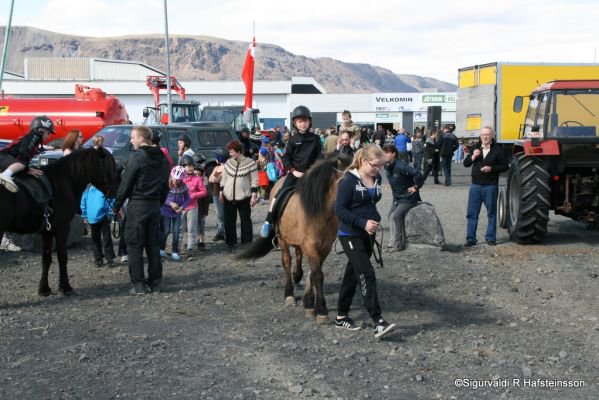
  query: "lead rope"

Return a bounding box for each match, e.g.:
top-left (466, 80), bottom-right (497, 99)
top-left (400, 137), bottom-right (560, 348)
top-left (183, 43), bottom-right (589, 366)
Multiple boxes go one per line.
top-left (333, 225), bottom-right (385, 268)
top-left (111, 214), bottom-right (122, 239)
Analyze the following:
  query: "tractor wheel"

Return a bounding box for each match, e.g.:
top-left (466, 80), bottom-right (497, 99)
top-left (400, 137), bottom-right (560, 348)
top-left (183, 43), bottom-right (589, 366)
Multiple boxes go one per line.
top-left (498, 186), bottom-right (508, 229)
top-left (506, 153), bottom-right (551, 244)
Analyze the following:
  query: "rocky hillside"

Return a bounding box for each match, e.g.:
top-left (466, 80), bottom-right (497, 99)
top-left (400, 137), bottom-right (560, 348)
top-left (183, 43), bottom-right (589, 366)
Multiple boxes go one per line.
top-left (1, 27), bottom-right (456, 93)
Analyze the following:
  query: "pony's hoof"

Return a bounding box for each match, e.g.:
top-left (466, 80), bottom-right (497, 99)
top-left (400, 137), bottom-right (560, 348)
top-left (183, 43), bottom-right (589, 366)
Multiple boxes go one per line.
top-left (38, 288), bottom-right (52, 297)
top-left (305, 308), bottom-right (315, 318)
top-left (285, 296), bottom-right (296, 306)
top-left (316, 315), bottom-right (329, 325)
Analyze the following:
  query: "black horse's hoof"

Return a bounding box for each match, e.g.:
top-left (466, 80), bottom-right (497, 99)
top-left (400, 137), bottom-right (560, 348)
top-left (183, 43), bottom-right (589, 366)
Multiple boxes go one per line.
top-left (59, 287), bottom-right (74, 296)
top-left (38, 288), bottom-right (52, 297)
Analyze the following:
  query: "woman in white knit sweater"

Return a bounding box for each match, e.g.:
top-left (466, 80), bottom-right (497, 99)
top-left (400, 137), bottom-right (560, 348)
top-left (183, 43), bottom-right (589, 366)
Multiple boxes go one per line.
top-left (219, 140), bottom-right (259, 249)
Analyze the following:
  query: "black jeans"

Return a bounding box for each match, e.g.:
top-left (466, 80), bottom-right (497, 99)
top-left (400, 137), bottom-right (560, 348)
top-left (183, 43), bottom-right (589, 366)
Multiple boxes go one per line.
top-left (422, 159), bottom-right (437, 182)
top-left (337, 235), bottom-right (382, 323)
top-left (125, 200), bottom-right (163, 285)
top-left (90, 217), bottom-right (115, 263)
top-left (223, 197), bottom-right (253, 245)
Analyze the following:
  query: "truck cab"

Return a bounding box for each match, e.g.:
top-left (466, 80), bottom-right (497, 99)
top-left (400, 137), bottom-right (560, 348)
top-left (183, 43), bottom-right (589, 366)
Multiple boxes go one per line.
top-left (200, 106), bottom-right (262, 138)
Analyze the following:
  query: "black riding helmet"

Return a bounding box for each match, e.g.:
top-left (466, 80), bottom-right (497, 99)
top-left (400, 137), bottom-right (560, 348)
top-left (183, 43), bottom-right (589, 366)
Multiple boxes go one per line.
top-left (291, 105), bottom-right (311, 120)
top-left (194, 154), bottom-right (207, 171)
top-left (291, 105), bottom-right (312, 129)
top-left (151, 129), bottom-right (161, 145)
top-left (30, 115), bottom-right (55, 134)
top-left (179, 154), bottom-right (195, 166)
top-left (177, 134), bottom-right (192, 148)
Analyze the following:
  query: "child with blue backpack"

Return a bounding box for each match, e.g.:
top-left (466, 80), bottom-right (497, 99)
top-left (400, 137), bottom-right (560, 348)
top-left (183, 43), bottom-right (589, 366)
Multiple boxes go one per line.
top-left (81, 184), bottom-right (116, 267)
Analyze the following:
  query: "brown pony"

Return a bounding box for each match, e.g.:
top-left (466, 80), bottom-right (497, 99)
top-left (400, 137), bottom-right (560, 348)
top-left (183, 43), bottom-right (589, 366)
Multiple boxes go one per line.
top-left (239, 154), bottom-right (351, 323)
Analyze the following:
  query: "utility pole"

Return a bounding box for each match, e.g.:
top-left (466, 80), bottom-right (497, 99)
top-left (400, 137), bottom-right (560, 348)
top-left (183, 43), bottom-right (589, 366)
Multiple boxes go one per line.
top-left (0, 0), bottom-right (15, 98)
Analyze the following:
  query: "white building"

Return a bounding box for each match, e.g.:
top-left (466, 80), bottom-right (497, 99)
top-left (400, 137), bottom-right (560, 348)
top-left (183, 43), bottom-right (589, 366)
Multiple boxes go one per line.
top-left (2, 57), bottom-right (455, 131)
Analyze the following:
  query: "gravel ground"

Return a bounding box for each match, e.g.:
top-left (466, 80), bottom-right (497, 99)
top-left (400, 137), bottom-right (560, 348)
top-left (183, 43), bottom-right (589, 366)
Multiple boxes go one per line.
top-left (1, 164), bottom-right (598, 400)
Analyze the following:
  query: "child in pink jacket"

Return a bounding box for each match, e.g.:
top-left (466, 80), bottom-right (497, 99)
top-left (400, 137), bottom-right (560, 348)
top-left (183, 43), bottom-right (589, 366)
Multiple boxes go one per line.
top-left (180, 155), bottom-right (208, 255)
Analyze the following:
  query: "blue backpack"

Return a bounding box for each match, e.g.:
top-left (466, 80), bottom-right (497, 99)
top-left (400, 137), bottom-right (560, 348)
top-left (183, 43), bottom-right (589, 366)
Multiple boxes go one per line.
top-left (266, 162), bottom-right (279, 182)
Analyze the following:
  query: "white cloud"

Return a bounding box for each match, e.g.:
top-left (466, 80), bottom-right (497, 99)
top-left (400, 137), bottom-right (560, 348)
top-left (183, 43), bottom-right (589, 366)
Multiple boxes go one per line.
top-left (2, 0), bottom-right (599, 84)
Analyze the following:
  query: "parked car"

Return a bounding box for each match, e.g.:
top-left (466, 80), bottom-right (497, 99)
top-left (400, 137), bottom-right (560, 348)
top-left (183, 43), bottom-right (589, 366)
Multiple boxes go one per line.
top-left (31, 122), bottom-right (236, 171)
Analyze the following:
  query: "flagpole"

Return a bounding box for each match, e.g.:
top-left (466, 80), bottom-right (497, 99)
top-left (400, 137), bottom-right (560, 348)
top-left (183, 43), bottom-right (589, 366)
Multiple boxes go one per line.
top-left (163, 0), bottom-right (172, 122)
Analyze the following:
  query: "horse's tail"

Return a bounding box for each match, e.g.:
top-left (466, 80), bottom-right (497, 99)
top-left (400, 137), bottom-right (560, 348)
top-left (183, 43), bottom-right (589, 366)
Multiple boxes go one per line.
top-left (238, 230), bottom-right (278, 260)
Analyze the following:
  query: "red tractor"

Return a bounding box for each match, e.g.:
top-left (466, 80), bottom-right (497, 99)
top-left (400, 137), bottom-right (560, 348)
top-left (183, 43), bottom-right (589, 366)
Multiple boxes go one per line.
top-left (498, 80), bottom-right (599, 243)
top-left (142, 75), bottom-right (200, 124)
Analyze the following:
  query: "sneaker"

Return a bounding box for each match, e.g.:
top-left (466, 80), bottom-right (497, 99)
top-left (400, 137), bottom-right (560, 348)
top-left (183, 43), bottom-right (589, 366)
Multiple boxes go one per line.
top-left (171, 252), bottom-right (181, 261)
top-left (147, 279), bottom-right (162, 294)
top-left (486, 240), bottom-right (497, 246)
top-left (120, 255), bottom-right (128, 263)
top-left (1, 236), bottom-right (21, 252)
top-left (106, 259), bottom-right (117, 268)
top-left (0, 174), bottom-right (18, 193)
top-left (464, 241), bottom-right (477, 248)
top-left (212, 233), bottom-right (225, 242)
top-left (197, 242), bottom-right (205, 249)
top-left (374, 319), bottom-right (396, 339)
top-left (159, 250), bottom-right (166, 257)
top-left (94, 259), bottom-right (104, 268)
top-left (129, 282), bottom-right (146, 296)
top-left (334, 316), bottom-right (361, 331)
top-left (260, 221), bottom-right (271, 238)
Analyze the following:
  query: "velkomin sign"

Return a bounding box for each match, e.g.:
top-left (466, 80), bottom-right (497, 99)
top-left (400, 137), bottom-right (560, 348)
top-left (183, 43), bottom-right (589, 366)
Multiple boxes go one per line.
top-left (372, 93), bottom-right (456, 112)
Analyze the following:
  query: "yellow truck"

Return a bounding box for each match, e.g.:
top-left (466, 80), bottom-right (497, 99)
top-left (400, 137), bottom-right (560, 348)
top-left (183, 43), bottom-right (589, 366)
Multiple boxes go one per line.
top-left (456, 62), bottom-right (599, 143)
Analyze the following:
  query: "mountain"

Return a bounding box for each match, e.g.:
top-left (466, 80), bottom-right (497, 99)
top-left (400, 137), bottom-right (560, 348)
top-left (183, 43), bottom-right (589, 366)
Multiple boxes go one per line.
top-left (1, 27), bottom-right (457, 93)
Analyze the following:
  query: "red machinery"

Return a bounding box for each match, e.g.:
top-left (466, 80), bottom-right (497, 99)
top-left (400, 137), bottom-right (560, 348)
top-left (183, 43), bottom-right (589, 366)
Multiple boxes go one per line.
top-left (0, 84), bottom-right (128, 143)
top-left (144, 75), bottom-right (200, 124)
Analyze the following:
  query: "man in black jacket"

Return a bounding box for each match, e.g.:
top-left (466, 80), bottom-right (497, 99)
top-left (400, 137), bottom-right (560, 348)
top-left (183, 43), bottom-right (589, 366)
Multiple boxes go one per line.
top-left (437, 124), bottom-right (459, 186)
top-left (114, 126), bottom-right (170, 295)
top-left (463, 126), bottom-right (509, 247)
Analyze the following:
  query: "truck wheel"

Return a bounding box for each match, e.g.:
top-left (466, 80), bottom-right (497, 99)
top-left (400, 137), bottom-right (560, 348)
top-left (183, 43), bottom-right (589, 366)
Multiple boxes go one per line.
top-left (498, 186), bottom-right (508, 229)
top-left (507, 154), bottom-right (551, 244)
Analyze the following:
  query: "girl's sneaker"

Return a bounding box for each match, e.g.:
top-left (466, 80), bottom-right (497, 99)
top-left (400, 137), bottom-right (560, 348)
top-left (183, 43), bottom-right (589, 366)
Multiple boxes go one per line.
top-left (171, 253), bottom-right (181, 261)
top-left (374, 319), bottom-right (396, 339)
top-left (334, 316), bottom-right (361, 331)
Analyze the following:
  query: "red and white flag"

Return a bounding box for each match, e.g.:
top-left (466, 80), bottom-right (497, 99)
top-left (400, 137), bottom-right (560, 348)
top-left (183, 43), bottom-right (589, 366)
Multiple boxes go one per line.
top-left (241, 37), bottom-right (256, 113)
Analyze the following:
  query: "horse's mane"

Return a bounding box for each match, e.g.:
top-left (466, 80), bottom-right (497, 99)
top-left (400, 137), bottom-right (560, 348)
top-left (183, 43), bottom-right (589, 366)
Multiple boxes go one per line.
top-left (296, 153), bottom-right (351, 222)
top-left (43, 147), bottom-right (115, 190)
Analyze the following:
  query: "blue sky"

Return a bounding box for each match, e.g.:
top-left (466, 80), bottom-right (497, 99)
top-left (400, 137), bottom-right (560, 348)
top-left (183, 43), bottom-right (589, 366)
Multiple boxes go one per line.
top-left (2, 0), bottom-right (599, 84)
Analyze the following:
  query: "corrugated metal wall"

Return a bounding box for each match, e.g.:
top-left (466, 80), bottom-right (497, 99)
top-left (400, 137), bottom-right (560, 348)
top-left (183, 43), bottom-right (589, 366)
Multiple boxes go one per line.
top-left (94, 61), bottom-right (157, 81)
top-left (26, 58), bottom-right (90, 80)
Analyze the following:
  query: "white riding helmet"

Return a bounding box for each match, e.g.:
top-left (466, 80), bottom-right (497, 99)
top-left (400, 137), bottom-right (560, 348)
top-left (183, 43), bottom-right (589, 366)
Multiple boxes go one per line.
top-left (170, 165), bottom-right (186, 180)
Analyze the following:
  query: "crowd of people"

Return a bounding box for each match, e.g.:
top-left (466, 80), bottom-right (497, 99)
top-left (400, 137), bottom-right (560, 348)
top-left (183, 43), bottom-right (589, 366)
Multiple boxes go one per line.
top-left (0, 112), bottom-right (504, 339)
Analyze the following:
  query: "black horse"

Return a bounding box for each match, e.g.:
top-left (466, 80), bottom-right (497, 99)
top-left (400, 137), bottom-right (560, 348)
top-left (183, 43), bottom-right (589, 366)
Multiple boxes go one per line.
top-left (0, 147), bottom-right (117, 296)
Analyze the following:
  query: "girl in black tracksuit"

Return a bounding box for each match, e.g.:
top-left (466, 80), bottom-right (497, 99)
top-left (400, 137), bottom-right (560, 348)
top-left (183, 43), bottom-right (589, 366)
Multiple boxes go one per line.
top-left (333, 145), bottom-right (397, 339)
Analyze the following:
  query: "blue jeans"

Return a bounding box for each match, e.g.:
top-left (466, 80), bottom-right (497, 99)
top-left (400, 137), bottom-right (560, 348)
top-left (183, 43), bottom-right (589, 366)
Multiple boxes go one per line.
top-left (441, 156), bottom-right (453, 185)
top-left (161, 215), bottom-right (182, 253)
top-left (466, 183), bottom-right (498, 243)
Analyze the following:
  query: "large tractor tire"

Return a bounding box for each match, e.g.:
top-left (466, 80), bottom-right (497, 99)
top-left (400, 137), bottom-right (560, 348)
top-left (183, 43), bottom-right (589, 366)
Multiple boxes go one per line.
top-left (506, 154), bottom-right (551, 244)
top-left (498, 186), bottom-right (508, 229)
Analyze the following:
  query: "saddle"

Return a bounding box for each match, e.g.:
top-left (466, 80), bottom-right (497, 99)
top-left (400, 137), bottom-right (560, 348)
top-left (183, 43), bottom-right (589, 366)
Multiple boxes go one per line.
top-left (14, 174), bottom-right (53, 206)
top-left (14, 174), bottom-right (54, 231)
top-left (272, 185), bottom-right (296, 226)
